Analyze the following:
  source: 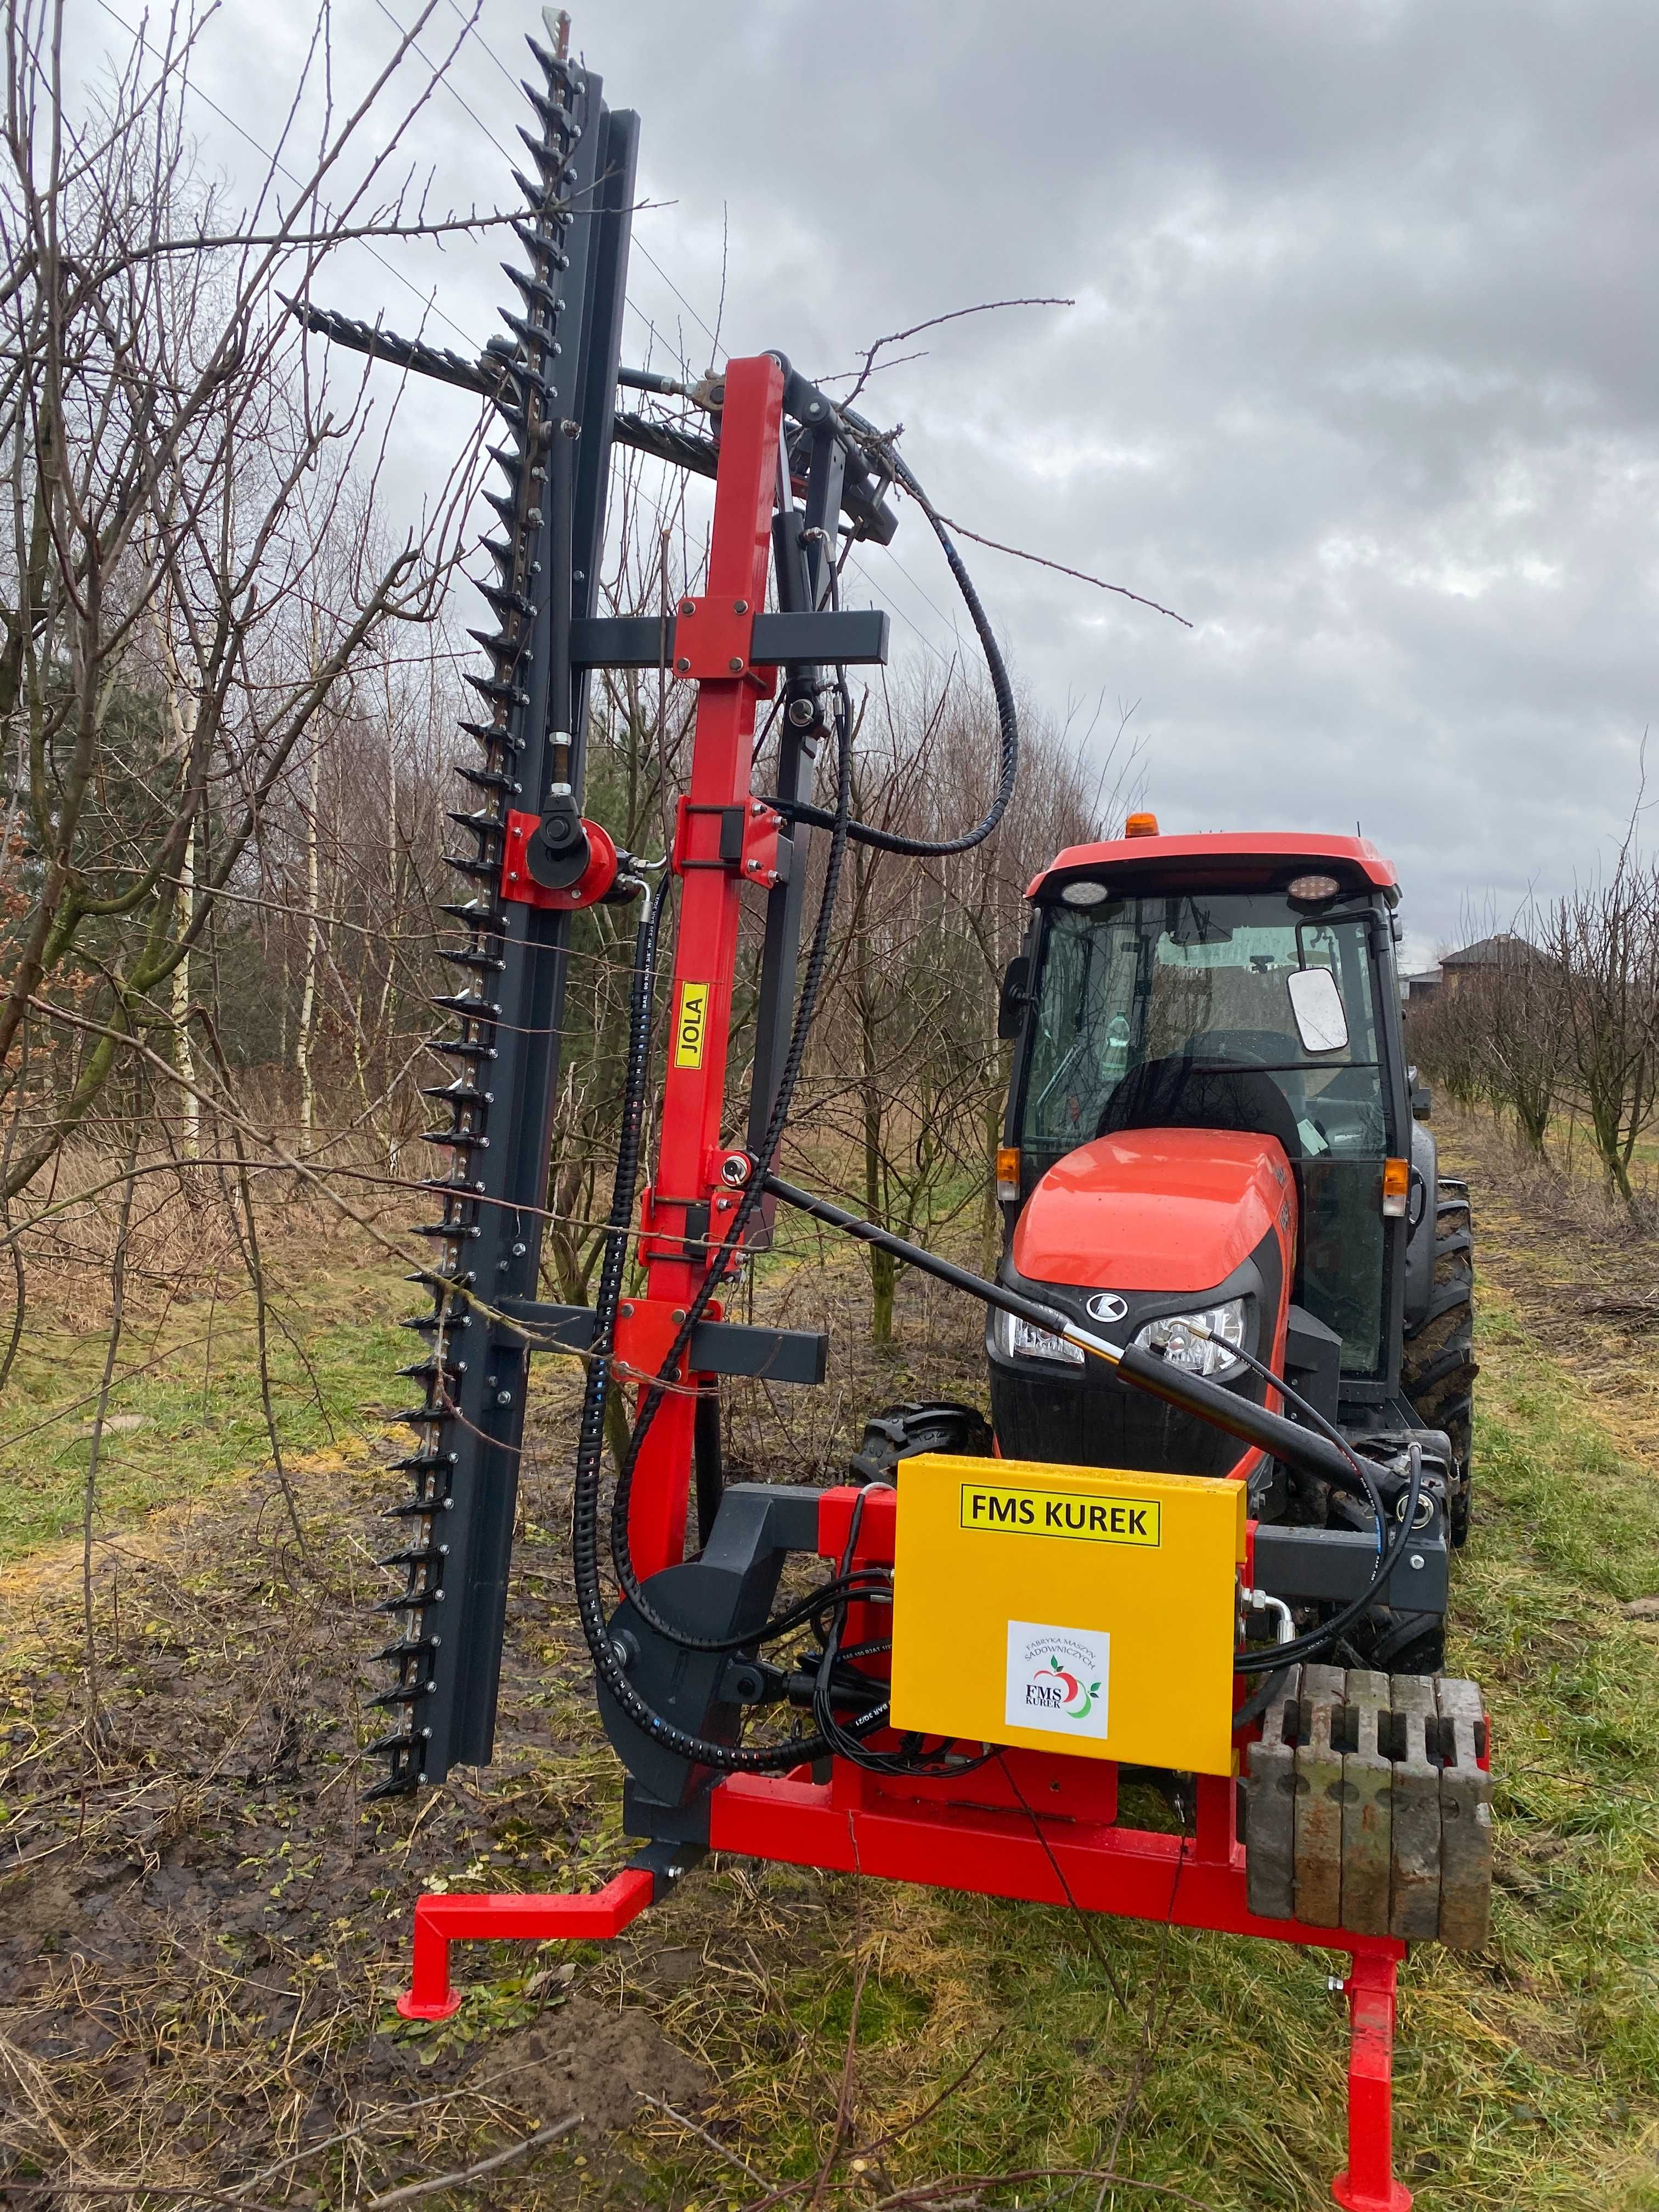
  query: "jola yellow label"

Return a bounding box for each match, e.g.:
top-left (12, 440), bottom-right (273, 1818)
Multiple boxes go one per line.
top-left (673, 981), bottom-right (710, 1069)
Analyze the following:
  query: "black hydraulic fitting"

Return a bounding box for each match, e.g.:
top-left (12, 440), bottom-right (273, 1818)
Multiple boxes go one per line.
top-left (524, 782), bottom-right (591, 890)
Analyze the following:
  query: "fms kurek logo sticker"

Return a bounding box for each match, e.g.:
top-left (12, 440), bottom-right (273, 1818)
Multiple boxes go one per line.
top-left (1005, 1620), bottom-right (1110, 1741)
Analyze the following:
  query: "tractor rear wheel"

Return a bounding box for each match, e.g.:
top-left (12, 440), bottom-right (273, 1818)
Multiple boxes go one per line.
top-left (850, 1400), bottom-right (992, 1484)
top-left (1402, 1176), bottom-right (1477, 1545)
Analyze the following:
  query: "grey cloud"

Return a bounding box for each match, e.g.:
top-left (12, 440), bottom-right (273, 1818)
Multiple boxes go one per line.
top-left (151, 0), bottom-right (1659, 945)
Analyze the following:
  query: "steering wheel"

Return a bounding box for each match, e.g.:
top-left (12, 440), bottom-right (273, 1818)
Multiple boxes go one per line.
top-left (1184, 1031), bottom-right (1271, 1066)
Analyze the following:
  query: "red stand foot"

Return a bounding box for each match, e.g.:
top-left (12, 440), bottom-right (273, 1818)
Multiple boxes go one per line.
top-left (1331, 1949), bottom-right (1410, 2211)
top-left (395, 1866), bottom-right (657, 2022)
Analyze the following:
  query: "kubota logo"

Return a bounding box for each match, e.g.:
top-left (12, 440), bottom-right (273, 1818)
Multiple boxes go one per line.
top-left (1025, 1652), bottom-right (1103, 1720)
top-left (1086, 1292), bottom-right (1128, 1324)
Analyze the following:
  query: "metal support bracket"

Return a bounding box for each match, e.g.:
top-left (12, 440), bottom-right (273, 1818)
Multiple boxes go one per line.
top-left (495, 1296), bottom-right (828, 1385)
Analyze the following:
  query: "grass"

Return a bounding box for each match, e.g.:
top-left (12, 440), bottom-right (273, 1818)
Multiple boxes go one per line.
top-left (0, 1250), bottom-right (406, 1565)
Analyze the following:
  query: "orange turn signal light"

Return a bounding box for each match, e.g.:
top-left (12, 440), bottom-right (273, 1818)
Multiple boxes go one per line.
top-left (1124, 811), bottom-right (1160, 839)
top-left (996, 1145), bottom-right (1021, 1201)
top-left (1382, 1156), bottom-right (1410, 1218)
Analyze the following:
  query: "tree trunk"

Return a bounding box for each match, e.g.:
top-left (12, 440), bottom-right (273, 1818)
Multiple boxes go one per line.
top-left (296, 743), bottom-right (321, 1141)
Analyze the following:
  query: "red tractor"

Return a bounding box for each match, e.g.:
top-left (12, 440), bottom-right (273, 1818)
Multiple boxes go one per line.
top-left (860, 818), bottom-right (1475, 1678)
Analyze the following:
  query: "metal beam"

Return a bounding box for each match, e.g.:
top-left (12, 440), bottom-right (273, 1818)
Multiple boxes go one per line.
top-left (569, 609), bottom-right (889, 669)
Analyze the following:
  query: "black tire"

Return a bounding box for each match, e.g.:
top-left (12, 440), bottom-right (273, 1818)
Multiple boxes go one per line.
top-left (1346, 1607), bottom-right (1446, 1677)
top-left (1402, 1176), bottom-right (1477, 1545)
top-left (849, 1400), bottom-right (992, 1484)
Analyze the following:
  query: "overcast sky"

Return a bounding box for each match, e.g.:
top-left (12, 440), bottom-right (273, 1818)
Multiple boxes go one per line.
top-left (80, 0), bottom-right (1659, 962)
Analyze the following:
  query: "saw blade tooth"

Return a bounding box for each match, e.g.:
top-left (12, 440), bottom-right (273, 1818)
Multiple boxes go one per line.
top-left (466, 625), bottom-right (524, 665)
top-left (464, 731), bottom-right (522, 760)
top-left (421, 1030), bottom-right (495, 1060)
top-left (476, 579), bottom-right (533, 622)
top-left (502, 261), bottom-right (561, 315)
top-left (463, 672), bottom-right (528, 710)
top-left (454, 768), bottom-right (520, 802)
top-left (516, 123), bottom-right (561, 177)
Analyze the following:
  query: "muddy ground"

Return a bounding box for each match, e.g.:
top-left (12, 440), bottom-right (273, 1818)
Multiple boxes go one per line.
top-left (0, 1227), bottom-right (991, 2203)
top-left (2, 1113), bottom-right (1658, 2207)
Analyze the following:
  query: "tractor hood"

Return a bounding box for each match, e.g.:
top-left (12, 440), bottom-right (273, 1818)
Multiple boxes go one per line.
top-left (1012, 1127), bottom-right (1295, 1296)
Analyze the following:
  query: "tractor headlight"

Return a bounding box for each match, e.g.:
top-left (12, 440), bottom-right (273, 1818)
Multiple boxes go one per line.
top-left (1133, 1297), bottom-right (1248, 1379)
top-left (995, 1307), bottom-right (1085, 1365)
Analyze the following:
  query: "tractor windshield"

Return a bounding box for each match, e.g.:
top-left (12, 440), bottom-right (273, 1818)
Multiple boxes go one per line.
top-left (1017, 889), bottom-right (1390, 1376)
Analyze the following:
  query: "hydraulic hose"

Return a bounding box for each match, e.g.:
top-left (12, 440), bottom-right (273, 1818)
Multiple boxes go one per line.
top-left (768, 442), bottom-right (1020, 859)
top-left (1233, 1443), bottom-right (1426, 1674)
top-left (1204, 1333), bottom-right (1387, 1552)
top-left (760, 1173), bottom-right (1363, 1494)
top-left (567, 684), bottom-right (887, 1776)
top-left (566, 878), bottom-right (843, 1774)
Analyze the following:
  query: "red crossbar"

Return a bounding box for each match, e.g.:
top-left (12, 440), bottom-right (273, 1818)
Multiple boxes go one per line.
top-left (397, 1866), bottom-right (656, 2021)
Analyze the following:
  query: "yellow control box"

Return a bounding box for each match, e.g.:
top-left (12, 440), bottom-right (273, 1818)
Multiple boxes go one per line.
top-left (888, 1453), bottom-right (1246, 1776)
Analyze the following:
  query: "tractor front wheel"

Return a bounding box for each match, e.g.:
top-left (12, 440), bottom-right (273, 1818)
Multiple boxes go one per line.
top-left (1402, 1176), bottom-right (1477, 1545)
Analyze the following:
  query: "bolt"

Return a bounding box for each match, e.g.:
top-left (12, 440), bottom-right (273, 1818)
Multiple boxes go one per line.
top-left (511, 1240), bottom-right (526, 1256)
top-left (733, 598), bottom-right (748, 614)
top-left (508, 871), bottom-right (520, 883)
top-left (680, 599), bottom-right (696, 616)
top-left (746, 859), bottom-right (760, 873)
top-left (1409, 1553), bottom-right (1425, 1570)
top-left (787, 697), bottom-right (816, 727)
top-left (675, 656), bottom-right (692, 674)
top-left (1328, 1974), bottom-right (1346, 1995)
top-left (808, 400), bottom-right (822, 415)
top-left (728, 656), bottom-right (744, 673)
top-left (495, 1390), bottom-right (512, 1407)
top-left (673, 1308), bottom-right (686, 1323)
top-left (619, 1301), bottom-right (633, 1317)
top-left (720, 1154), bottom-right (751, 1186)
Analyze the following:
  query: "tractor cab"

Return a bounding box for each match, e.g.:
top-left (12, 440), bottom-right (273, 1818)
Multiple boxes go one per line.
top-left (992, 825), bottom-right (1423, 1494)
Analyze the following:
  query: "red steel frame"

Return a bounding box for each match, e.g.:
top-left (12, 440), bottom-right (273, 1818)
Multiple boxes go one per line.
top-left (396, 356), bottom-right (1416, 2212)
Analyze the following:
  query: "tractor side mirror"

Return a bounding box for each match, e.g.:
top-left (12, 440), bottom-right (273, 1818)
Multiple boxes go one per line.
top-left (1286, 966), bottom-right (1348, 1054)
top-left (1412, 1084), bottom-right (1432, 1120)
top-left (997, 954), bottom-right (1032, 1040)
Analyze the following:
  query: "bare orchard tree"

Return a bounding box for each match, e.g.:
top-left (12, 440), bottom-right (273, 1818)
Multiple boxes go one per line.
top-left (0, 0), bottom-right (492, 1200)
top-left (795, 668), bottom-right (1123, 1342)
top-left (1545, 855), bottom-right (1659, 1205)
top-left (929, 687), bottom-right (1143, 1270)
top-left (1408, 905), bottom-right (1567, 1155)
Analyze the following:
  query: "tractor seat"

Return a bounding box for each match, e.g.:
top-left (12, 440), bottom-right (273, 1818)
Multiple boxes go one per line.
top-left (1095, 1056), bottom-right (1304, 1164)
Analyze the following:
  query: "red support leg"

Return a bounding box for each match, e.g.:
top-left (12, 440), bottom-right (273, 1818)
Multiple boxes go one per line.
top-left (1331, 1948), bottom-right (1411, 2211)
top-left (397, 1866), bottom-right (657, 2021)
